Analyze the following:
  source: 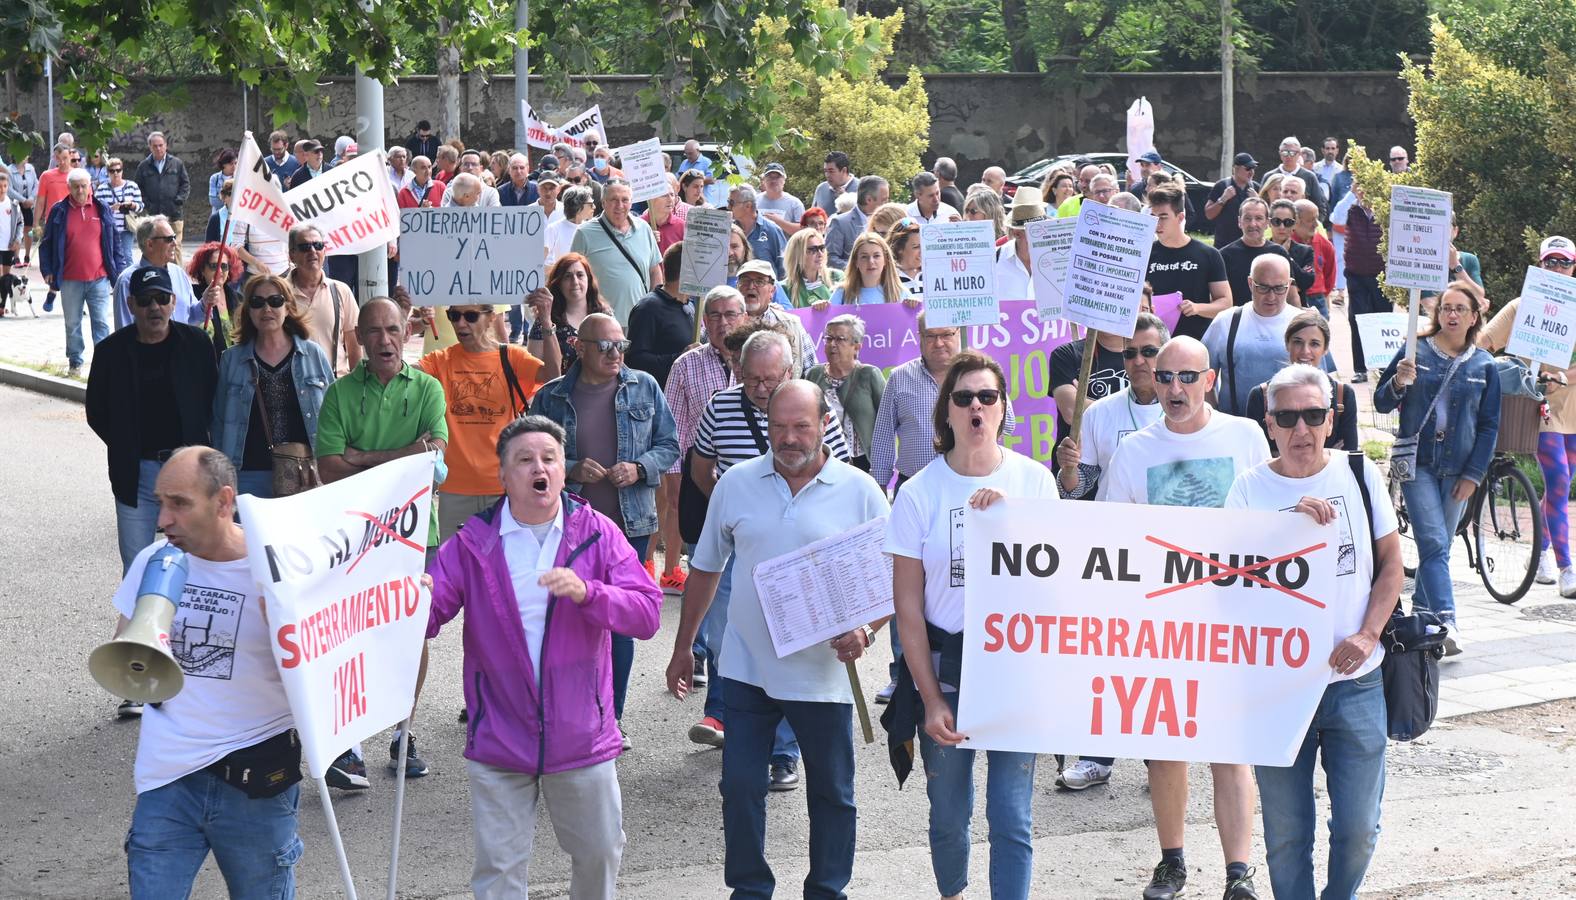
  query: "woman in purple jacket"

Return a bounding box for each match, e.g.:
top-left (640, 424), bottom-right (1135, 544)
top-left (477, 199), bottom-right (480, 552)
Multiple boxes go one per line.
top-left (425, 414), bottom-right (663, 900)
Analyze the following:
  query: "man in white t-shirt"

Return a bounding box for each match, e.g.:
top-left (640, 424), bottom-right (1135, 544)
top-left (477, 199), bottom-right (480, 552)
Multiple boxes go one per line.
top-left (665, 381), bottom-right (889, 899)
top-left (114, 447), bottom-right (300, 899)
top-left (1097, 336), bottom-right (1270, 900)
top-left (1225, 364), bottom-right (1402, 900)
top-left (1203, 253), bottom-right (1301, 416)
top-left (1057, 312), bottom-right (1168, 502)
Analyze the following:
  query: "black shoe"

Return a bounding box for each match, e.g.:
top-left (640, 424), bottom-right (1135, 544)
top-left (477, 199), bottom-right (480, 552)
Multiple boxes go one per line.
top-left (691, 652), bottom-right (708, 687)
top-left (388, 733), bottom-right (430, 778)
top-left (325, 749), bottom-right (370, 790)
top-left (1143, 859), bottom-right (1188, 900)
top-left (1223, 868), bottom-right (1259, 899)
top-left (116, 700), bottom-right (143, 718)
top-left (769, 762), bottom-right (799, 792)
top-left (1350, 371), bottom-right (1369, 384)
top-left (458, 706), bottom-right (468, 723)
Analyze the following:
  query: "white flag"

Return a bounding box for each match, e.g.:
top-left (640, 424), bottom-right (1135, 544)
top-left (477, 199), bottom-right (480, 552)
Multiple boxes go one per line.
top-left (522, 100), bottom-right (556, 150)
top-left (230, 131), bottom-right (296, 241)
top-left (555, 105), bottom-right (604, 149)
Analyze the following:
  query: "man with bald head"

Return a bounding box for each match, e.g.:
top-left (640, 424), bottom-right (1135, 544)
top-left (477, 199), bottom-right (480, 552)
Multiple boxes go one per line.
top-left (1202, 253), bottom-right (1305, 416)
top-left (666, 378), bottom-right (887, 899)
top-left (978, 165), bottom-right (1007, 198)
top-left (498, 152), bottom-right (538, 207)
top-left (1099, 334), bottom-right (1269, 900)
top-left (530, 312), bottom-right (677, 747)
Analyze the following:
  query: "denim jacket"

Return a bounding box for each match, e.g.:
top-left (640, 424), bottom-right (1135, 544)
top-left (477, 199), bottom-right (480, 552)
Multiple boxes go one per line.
top-left (211, 336), bottom-right (335, 469)
top-left (529, 362), bottom-right (679, 536)
top-left (1374, 337), bottom-right (1500, 483)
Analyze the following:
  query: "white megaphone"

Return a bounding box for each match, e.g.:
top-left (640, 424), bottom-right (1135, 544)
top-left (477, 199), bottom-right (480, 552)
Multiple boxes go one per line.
top-left (89, 544), bottom-right (190, 703)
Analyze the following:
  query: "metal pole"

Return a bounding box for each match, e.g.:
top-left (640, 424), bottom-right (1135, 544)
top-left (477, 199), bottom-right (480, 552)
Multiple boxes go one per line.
top-left (242, 84), bottom-right (248, 138)
top-left (45, 58), bottom-right (55, 145)
top-left (317, 777), bottom-right (360, 900)
top-left (355, 11), bottom-right (389, 303)
top-left (1219, 0), bottom-right (1234, 180)
top-left (514, 0), bottom-right (530, 152)
top-left (386, 719), bottom-right (411, 900)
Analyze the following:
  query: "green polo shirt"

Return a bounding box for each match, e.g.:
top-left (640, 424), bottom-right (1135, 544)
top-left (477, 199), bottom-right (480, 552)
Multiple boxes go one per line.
top-left (316, 361), bottom-right (449, 546)
top-left (569, 214), bottom-right (661, 324)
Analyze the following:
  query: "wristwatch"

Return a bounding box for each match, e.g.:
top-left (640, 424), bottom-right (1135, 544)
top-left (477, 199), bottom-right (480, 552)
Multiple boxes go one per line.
top-left (860, 625), bottom-right (876, 647)
top-left (634, 462), bottom-right (647, 482)
top-left (1449, 264), bottom-right (1465, 276)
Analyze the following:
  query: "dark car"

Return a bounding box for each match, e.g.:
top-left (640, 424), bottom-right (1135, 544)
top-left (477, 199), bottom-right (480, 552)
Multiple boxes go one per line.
top-left (1006, 152), bottom-right (1213, 230)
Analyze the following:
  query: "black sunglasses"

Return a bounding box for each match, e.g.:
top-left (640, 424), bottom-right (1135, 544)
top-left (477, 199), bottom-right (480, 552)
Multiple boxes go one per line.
top-left (150, 234), bottom-right (178, 244)
top-left (591, 339), bottom-right (632, 356)
top-left (293, 240), bottom-right (326, 253)
top-left (1269, 217), bottom-right (1296, 228)
top-left (132, 293), bottom-right (173, 308)
top-left (1122, 345), bottom-right (1161, 360)
top-left (950, 389), bottom-right (1001, 407)
top-left (247, 293), bottom-right (289, 309)
top-left (1154, 370), bottom-right (1205, 384)
top-left (446, 309), bottom-right (486, 323)
top-left (1271, 407), bottom-right (1330, 428)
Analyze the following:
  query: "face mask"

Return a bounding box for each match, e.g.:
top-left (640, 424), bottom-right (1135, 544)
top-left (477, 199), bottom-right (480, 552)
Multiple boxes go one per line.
top-left (593, 158), bottom-right (608, 172)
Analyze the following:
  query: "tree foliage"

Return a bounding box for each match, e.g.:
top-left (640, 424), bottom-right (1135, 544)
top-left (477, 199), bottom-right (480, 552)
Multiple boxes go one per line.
top-left (754, 9), bottom-right (930, 208)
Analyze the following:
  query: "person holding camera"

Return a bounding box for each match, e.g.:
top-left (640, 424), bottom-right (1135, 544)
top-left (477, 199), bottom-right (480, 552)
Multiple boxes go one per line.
top-left (94, 157), bottom-right (144, 268)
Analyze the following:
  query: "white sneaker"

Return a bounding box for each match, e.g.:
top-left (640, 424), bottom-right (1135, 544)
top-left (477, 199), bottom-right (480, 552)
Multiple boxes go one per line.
top-left (1442, 620), bottom-right (1465, 657)
top-left (1058, 759), bottom-right (1113, 790)
top-left (1560, 568), bottom-right (1576, 598)
top-left (874, 679), bottom-right (897, 705)
top-left (1537, 550), bottom-right (1557, 585)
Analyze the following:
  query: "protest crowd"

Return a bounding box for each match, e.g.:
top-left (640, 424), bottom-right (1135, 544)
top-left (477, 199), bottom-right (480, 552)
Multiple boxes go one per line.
top-left (11, 109), bottom-right (1576, 900)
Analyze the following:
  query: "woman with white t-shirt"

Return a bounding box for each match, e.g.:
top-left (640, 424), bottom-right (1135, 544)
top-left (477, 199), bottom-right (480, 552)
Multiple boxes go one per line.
top-left (884, 350), bottom-right (1057, 900)
top-left (1225, 363), bottom-right (1403, 900)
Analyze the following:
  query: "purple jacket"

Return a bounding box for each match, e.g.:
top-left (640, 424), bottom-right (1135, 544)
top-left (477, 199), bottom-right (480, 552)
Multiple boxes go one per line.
top-left (427, 493), bottom-right (661, 776)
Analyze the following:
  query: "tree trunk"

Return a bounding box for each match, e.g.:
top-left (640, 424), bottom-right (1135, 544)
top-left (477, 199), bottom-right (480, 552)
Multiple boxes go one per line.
top-left (437, 15), bottom-right (463, 142)
top-left (1001, 0), bottom-right (1036, 72)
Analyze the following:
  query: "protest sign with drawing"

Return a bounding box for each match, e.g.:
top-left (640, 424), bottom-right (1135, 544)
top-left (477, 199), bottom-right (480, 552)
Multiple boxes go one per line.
top-left (1026, 217), bottom-right (1077, 318)
top-left (282, 150), bottom-right (401, 257)
top-left (399, 207), bottom-right (545, 304)
top-left (922, 220), bottom-right (1000, 327)
top-left (1061, 202), bottom-right (1155, 339)
top-left (958, 499), bottom-right (1332, 766)
top-left (1505, 265), bottom-right (1576, 369)
top-left (618, 138), bottom-right (669, 203)
top-left (680, 206), bottom-right (733, 297)
top-left (230, 131), bottom-right (295, 241)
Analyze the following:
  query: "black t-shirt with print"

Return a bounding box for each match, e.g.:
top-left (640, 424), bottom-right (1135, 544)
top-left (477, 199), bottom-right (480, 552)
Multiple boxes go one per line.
top-left (1147, 238), bottom-right (1227, 340)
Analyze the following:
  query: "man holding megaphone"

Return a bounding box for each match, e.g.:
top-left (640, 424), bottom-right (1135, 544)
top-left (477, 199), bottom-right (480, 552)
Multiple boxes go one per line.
top-left (102, 446), bottom-right (303, 899)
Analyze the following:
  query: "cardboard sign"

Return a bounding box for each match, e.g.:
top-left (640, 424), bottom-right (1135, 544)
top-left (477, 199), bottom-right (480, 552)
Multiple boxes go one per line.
top-left (1506, 265), bottom-right (1576, 368)
top-left (230, 131), bottom-right (295, 240)
top-left (788, 302), bottom-right (923, 370)
top-left (1062, 202), bottom-right (1155, 338)
top-left (282, 151), bottom-right (401, 256)
top-left (958, 499), bottom-right (1332, 765)
top-left (555, 105), bottom-right (604, 149)
top-left (1151, 291), bottom-right (1184, 335)
top-left (618, 138), bottom-right (668, 203)
top-left (1385, 185), bottom-right (1452, 292)
top-left (399, 207), bottom-right (545, 304)
top-left (922, 220), bottom-right (1000, 327)
top-left (238, 455), bottom-right (435, 779)
top-left (1026, 217), bottom-right (1077, 318)
top-left (1355, 312), bottom-right (1427, 371)
top-left (680, 206), bottom-right (732, 297)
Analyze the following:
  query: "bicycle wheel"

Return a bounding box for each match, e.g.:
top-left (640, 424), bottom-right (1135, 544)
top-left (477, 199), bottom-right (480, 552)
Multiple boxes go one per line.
top-left (1390, 476), bottom-right (1419, 578)
top-left (1475, 463), bottom-right (1544, 604)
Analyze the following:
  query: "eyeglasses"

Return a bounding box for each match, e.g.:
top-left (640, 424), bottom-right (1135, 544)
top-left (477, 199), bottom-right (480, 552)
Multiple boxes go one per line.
top-left (1121, 345), bottom-right (1161, 360)
top-left (1250, 280), bottom-right (1292, 297)
top-left (704, 309), bottom-right (745, 321)
top-left (1438, 304), bottom-right (1473, 317)
top-left (293, 240), bottom-right (326, 253)
top-left (1279, 149), bottom-right (1298, 156)
top-left (108, 167), bottom-right (123, 173)
top-left (132, 293), bottom-right (173, 308)
top-left (1271, 407), bottom-right (1330, 428)
top-left (1269, 217), bottom-right (1296, 228)
top-left (202, 260), bottom-right (230, 271)
top-left (1154, 370), bottom-right (1205, 384)
top-left (823, 334), bottom-right (852, 345)
top-left (950, 389), bottom-right (1001, 407)
top-left (247, 293), bottom-right (289, 309)
top-left (1541, 258), bottom-right (1575, 270)
top-left (446, 309), bottom-right (486, 323)
top-left (150, 234), bottom-right (177, 244)
top-left (921, 330), bottom-right (959, 343)
top-left (591, 338), bottom-right (631, 356)
top-left (743, 374), bottom-right (784, 388)
top-left (805, 244), bottom-right (827, 254)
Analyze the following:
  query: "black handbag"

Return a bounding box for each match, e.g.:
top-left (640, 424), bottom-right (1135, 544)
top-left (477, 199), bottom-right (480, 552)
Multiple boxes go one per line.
top-left (678, 399), bottom-right (769, 545)
top-left (207, 728), bottom-right (303, 798)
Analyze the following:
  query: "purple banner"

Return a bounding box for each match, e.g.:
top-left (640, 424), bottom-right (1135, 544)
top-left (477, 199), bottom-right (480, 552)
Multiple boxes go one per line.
top-left (787, 303), bottom-right (924, 370)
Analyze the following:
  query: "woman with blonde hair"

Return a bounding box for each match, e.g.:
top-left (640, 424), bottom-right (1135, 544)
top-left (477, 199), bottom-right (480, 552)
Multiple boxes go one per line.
top-left (832, 232), bottom-right (912, 306)
top-left (867, 202), bottom-right (910, 242)
top-left (781, 227), bottom-right (843, 309)
top-left (963, 187), bottom-right (1008, 243)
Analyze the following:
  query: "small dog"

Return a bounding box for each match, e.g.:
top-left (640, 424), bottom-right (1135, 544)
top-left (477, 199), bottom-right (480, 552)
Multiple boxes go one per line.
top-left (0, 272), bottom-right (32, 317)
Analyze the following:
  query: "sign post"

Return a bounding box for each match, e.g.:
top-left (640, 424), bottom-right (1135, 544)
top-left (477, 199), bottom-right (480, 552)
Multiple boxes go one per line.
top-left (1385, 185), bottom-right (1452, 361)
top-left (680, 207), bottom-right (732, 299)
top-left (617, 138), bottom-right (668, 203)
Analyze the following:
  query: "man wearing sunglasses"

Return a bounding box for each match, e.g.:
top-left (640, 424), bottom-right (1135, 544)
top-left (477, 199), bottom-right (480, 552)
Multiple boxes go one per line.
top-left (41, 168), bottom-right (131, 375)
top-left (1099, 335), bottom-right (1270, 900)
top-left (87, 265), bottom-right (219, 570)
top-left (285, 223), bottom-right (359, 376)
top-left (1204, 152), bottom-right (1260, 248)
top-left (112, 216), bottom-right (203, 333)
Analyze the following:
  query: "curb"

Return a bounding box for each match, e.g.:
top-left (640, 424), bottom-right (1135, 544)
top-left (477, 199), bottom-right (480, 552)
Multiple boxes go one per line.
top-left (0, 362), bottom-right (86, 404)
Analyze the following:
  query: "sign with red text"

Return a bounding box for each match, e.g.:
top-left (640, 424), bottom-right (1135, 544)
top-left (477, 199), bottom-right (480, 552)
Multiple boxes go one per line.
top-left (282, 150), bottom-right (401, 257)
top-left (555, 105), bottom-right (605, 149)
top-left (958, 499), bottom-right (1332, 765)
top-left (238, 454), bottom-right (435, 778)
top-left (922, 220), bottom-right (1000, 327)
top-left (1062, 202), bottom-right (1154, 338)
top-left (230, 131), bottom-right (296, 240)
top-left (521, 100), bottom-right (556, 150)
top-left (1505, 266), bottom-right (1576, 368)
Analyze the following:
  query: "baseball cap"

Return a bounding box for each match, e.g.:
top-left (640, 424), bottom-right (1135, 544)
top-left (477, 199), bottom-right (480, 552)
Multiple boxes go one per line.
top-left (763, 162), bottom-right (786, 176)
top-left (1540, 236), bottom-right (1575, 262)
top-left (1233, 152), bottom-right (1259, 168)
top-left (538, 155), bottom-right (559, 170)
top-left (300, 139), bottom-right (323, 153)
top-left (1137, 150), bottom-right (1163, 165)
top-left (736, 260), bottom-right (777, 282)
top-left (130, 265), bottom-right (174, 297)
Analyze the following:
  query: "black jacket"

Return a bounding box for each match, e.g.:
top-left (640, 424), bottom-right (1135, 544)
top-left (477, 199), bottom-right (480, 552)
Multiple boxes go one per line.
top-left (132, 154), bottom-right (191, 219)
top-left (86, 323), bottom-right (219, 506)
top-left (626, 287), bottom-right (695, 389)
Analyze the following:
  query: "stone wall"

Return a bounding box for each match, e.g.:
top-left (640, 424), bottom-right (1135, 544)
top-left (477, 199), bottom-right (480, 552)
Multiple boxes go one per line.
top-left (12, 70), bottom-right (1411, 232)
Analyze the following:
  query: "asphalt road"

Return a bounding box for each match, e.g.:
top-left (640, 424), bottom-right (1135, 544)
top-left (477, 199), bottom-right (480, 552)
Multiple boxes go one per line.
top-left (2, 384), bottom-right (1573, 899)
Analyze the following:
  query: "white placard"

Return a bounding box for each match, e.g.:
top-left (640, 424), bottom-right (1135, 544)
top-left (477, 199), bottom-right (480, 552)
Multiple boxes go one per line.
top-left (618, 138), bottom-right (668, 203)
top-left (1026, 217), bottom-right (1077, 318)
top-left (555, 104), bottom-right (604, 149)
top-left (1506, 265), bottom-right (1576, 368)
top-left (751, 517), bottom-right (893, 659)
top-left (282, 150), bottom-right (401, 257)
top-left (959, 499), bottom-right (1333, 765)
top-left (521, 100), bottom-right (556, 150)
top-left (1355, 312), bottom-right (1428, 372)
top-left (399, 207), bottom-right (545, 304)
top-left (1061, 202), bottom-right (1155, 338)
top-left (680, 206), bottom-right (733, 297)
top-left (1386, 185), bottom-right (1452, 292)
top-left (922, 220), bottom-right (1000, 327)
top-left (238, 455), bottom-right (435, 779)
top-left (230, 131), bottom-right (295, 240)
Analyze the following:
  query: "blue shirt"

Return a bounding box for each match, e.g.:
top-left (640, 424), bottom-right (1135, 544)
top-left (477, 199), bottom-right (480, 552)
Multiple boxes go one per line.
top-left (741, 217), bottom-right (787, 279)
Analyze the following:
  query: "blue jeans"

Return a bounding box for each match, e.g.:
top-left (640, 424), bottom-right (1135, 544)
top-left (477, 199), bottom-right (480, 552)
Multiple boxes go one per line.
top-left (612, 533), bottom-right (652, 722)
top-left (917, 692), bottom-right (1037, 899)
top-left (60, 276), bottom-right (113, 367)
top-left (699, 556), bottom-right (799, 763)
top-left (126, 768), bottom-right (304, 900)
top-left (1306, 292), bottom-right (1329, 319)
top-left (507, 306), bottom-right (525, 343)
top-left (719, 678), bottom-right (855, 900)
top-left (1255, 669), bottom-right (1387, 900)
top-left (238, 470), bottom-right (274, 498)
top-left (115, 459), bottom-right (164, 573)
top-left (117, 232), bottom-right (137, 271)
top-left (1402, 468), bottom-right (1467, 623)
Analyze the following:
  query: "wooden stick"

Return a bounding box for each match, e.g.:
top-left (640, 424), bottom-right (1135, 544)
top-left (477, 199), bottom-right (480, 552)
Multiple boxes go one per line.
top-left (1405, 288), bottom-right (1421, 361)
top-left (846, 661), bottom-right (874, 744)
top-left (692, 290), bottom-right (705, 346)
top-left (1068, 328), bottom-right (1099, 443)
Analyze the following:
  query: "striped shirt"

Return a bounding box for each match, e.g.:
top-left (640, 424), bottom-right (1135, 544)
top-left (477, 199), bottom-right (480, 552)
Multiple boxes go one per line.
top-left (694, 385), bottom-right (850, 474)
top-left (94, 180), bottom-right (143, 234)
top-left (665, 343), bottom-right (733, 474)
top-left (869, 357), bottom-right (1017, 486)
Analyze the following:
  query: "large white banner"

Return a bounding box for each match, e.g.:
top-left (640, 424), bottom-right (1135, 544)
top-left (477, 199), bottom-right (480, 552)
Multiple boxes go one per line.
top-left (555, 105), bottom-right (605, 149)
top-left (399, 207), bottom-right (546, 304)
top-left (230, 131), bottom-right (296, 239)
top-left (959, 499), bottom-right (1333, 766)
top-left (521, 100), bottom-right (557, 150)
top-left (282, 150), bottom-right (402, 257)
top-left (238, 455), bottom-right (435, 778)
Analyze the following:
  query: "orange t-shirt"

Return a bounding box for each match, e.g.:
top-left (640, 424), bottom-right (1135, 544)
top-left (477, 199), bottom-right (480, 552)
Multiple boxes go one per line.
top-left (37, 168), bottom-right (72, 222)
top-left (419, 343), bottom-right (544, 495)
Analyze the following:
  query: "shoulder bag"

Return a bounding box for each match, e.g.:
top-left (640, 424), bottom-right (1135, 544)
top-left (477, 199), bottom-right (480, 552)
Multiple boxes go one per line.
top-left (1389, 345), bottom-right (1469, 483)
top-left (499, 345), bottom-right (529, 418)
top-left (679, 393), bottom-right (769, 545)
top-left (599, 217), bottom-right (652, 292)
top-left (251, 356), bottom-right (322, 496)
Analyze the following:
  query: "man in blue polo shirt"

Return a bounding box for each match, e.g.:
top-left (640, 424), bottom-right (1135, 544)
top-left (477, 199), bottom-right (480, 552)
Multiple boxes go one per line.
top-left (730, 184), bottom-right (787, 280)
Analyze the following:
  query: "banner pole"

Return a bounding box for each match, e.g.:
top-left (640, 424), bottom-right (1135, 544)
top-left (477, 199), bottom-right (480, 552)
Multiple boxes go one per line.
top-left (846, 661), bottom-right (874, 744)
top-left (386, 720), bottom-right (410, 900)
top-left (1405, 288), bottom-right (1421, 362)
top-left (317, 776), bottom-right (360, 900)
top-left (692, 291), bottom-right (705, 346)
top-left (1068, 328), bottom-right (1100, 443)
